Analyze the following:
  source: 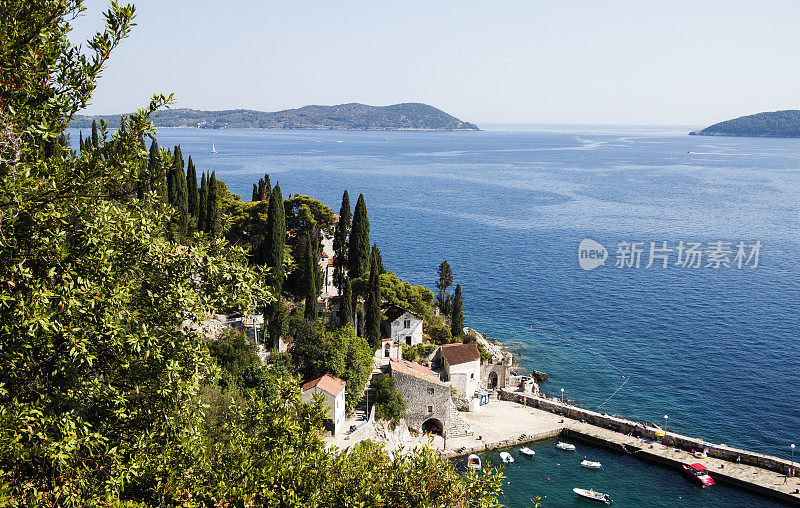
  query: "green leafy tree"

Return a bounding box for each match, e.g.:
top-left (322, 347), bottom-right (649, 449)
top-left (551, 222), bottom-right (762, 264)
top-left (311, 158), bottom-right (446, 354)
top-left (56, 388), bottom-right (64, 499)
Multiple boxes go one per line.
top-left (284, 194), bottom-right (335, 235)
top-left (265, 183), bottom-right (286, 288)
top-left (208, 327), bottom-right (259, 382)
top-left (332, 189), bottom-right (351, 291)
top-left (436, 259), bottom-right (453, 312)
top-left (451, 283), bottom-right (464, 339)
top-left (372, 374), bottom-right (405, 427)
top-left (338, 277), bottom-right (353, 326)
top-left (347, 193), bottom-right (370, 280)
top-left (365, 243), bottom-right (382, 347)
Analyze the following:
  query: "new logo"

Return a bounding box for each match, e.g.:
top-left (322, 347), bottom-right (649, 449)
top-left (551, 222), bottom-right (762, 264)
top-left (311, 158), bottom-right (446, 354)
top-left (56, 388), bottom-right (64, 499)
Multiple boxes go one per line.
top-left (578, 239), bottom-right (608, 271)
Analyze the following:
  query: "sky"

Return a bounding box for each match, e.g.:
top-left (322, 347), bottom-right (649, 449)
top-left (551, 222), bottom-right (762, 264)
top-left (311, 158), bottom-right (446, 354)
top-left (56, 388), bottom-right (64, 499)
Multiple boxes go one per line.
top-left (70, 0), bottom-right (800, 126)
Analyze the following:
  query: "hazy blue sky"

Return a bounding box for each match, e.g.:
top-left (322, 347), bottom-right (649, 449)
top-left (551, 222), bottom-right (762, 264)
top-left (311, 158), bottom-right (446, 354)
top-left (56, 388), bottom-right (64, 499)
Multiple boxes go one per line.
top-left (71, 0), bottom-right (800, 126)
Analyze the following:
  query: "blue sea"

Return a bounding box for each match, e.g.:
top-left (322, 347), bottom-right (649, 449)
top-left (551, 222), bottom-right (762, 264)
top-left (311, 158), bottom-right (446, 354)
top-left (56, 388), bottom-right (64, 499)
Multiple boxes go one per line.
top-left (70, 125), bottom-right (799, 506)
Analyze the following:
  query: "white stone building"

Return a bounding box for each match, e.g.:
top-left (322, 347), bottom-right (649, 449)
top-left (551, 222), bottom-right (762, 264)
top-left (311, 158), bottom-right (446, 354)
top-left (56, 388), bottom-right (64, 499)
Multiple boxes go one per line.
top-left (436, 343), bottom-right (481, 399)
top-left (301, 373), bottom-right (346, 436)
top-left (382, 304), bottom-right (423, 347)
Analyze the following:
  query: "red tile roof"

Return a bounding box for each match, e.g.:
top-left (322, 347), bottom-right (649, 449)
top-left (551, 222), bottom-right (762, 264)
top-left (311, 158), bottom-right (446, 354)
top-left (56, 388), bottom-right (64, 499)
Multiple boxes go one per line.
top-left (390, 358), bottom-right (444, 385)
top-left (301, 373), bottom-right (346, 396)
top-left (440, 343), bottom-right (480, 366)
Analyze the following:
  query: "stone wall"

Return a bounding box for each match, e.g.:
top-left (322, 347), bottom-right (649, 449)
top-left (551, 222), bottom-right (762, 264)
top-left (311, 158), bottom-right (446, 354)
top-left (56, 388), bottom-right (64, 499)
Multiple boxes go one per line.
top-left (500, 390), bottom-right (798, 476)
top-left (481, 361), bottom-right (511, 389)
top-left (393, 371), bottom-right (451, 432)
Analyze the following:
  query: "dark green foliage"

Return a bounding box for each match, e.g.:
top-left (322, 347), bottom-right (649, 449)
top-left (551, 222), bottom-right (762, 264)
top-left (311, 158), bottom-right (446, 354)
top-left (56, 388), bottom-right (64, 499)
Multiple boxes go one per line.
top-left (290, 322), bottom-right (373, 412)
top-left (372, 245), bottom-right (385, 274)
top-left (303, 233), bottom-right (318, 320)
top-left (352, 271), bottom-right (436, 325)
top-left (208, 327), bottom-right (259, 382)
top-left (186, 155), bottom-right (198, 224)
top-left (78, 130), bottom-right (83, 152)
top-left (284, 194), bottom-right (335, 235)
top-left (70, 103), bottom-right (481, 131)
top-left (169, 145), bottom-right (189, 236)
top-left (258, 173), bottom-right (271, 201)
top-left (451, 283), bottom-right (464, 338)
top-left (147, 139), bottom-right (166, 201)
top-left (252, 183), bottom-right (258, 201)
top-left (265, 183), bottom-right (286, 288)
top-left (270, 294), bottom-right (290, 346)
top-left (333, 190), bottom-right (351, 290)
top-left (372, 374), bottom-right (405, 427)
top-left (91, 118), bottom-right (98, 147)
top-left (428, 322), bottom-right (453, 344)
top-left (206, 171), bottom-right (222, 237)
top-left (338, 277), bottom-right (353, 326)
top-left (402, 344), bottom-right (437, 363)
top-left (348, 193), bottom-right (370, 280)
top-left (694, 110), bottom-right (800, 138)
top-left (365, 243), bottom-right (382, 347)
top-left (198, 171), bottom-right (208, 231)
top-left (436, 259), bottom-right (453, 312)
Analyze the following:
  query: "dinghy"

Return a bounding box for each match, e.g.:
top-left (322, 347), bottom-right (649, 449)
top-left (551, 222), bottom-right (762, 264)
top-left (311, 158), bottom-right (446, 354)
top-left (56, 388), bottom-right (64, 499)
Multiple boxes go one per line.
top-left (573, 488), bottom-right (612, 504)
top-left (581, 459), bottom-right (602, 469)
top-left (556, 441), bottom-right (576, 451)
top-left (519, 447), bottom-right (535, 457)
top-left (500, 451), bottom-right (514, 463)
top-left (467, 454), bottom-right (481, 470)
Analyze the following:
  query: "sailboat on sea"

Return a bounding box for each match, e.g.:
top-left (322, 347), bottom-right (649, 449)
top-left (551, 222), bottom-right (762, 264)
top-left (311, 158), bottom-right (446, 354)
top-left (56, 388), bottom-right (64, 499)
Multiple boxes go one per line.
top-left (211, 142), bottom-right (218, 154)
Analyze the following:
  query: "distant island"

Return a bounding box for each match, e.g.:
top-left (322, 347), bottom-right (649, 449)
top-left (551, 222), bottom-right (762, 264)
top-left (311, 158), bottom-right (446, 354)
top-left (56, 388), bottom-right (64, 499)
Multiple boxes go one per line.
top-left (690, 110), bottom-right (800, 138)
top-left (71, 102), bottom-right (480, 131)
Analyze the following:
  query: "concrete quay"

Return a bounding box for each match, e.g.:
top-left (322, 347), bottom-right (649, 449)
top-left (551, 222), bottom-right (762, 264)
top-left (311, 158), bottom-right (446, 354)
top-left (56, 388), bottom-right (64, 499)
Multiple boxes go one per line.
top-left (440, 394), bottom-right (800, 505)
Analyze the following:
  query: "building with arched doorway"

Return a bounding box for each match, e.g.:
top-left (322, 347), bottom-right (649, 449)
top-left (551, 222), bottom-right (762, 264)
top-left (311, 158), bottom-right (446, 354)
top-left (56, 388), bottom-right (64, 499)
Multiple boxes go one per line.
top-left (389, 358), bottom-right (451, 435)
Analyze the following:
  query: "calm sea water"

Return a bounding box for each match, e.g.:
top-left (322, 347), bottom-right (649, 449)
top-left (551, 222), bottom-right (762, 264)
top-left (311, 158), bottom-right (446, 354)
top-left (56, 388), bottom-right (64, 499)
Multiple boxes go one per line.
top-left (70, 125), bottom-right (800, 506)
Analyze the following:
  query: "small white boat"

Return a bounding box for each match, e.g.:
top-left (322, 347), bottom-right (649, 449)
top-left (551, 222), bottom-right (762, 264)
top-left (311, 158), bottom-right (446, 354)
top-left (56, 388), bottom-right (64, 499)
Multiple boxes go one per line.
top-left (500, 451), bottom-right (514, 463)
top-left (211, 142), bottom-right (218, 154)
top-left (573, 488), bottom-right (612, 504)
top-left (692, 449), bottom-right (708, 458)
top-left (467, 454), bottom-right (481, 470)
top-left (556, 441), bottom-right (576, 451)
top-left (581, 459), bottom-right (602, 469)
top-left (519, 447), bottom-right (536, 457)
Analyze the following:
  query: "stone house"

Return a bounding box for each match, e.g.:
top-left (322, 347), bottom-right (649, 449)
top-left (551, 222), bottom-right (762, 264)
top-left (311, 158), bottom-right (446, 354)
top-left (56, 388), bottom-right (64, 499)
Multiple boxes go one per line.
top-left (381, 304), bottom-right (423, 347)
top-left (481, 350), bottom-right (513, 390)
top-left (435, 343), bottom-right (481, 399)
top-left (301, 373), bottom-right (346, 436)
top-left (389, 358), bottom-right (451, 435)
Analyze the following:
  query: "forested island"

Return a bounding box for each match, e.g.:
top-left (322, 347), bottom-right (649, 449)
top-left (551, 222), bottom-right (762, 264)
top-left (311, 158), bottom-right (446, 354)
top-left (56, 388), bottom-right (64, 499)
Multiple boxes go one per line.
top-left (1, 1), bottom-right (501, 505)
top-left (71, 102), bottom-right (481, 131)
top-left (691, 110), bottom-right (800, 137)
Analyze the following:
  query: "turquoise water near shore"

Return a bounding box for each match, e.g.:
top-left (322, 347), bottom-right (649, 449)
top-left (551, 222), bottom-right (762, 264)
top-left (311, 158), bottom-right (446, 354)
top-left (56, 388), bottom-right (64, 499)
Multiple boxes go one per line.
top-left (70, 125), bottom-right (800, 505)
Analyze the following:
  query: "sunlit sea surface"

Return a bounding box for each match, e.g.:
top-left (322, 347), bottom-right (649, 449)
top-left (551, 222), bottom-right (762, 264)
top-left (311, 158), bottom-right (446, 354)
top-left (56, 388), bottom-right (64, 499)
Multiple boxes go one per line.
top-left (70, 124), bottom-right (800, 506)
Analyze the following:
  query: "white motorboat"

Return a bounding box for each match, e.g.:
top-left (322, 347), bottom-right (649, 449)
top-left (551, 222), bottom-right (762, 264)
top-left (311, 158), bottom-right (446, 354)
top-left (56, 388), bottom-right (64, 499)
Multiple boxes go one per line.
top-left (556, 441), bottom-right (576, 451)
top-left (573, 488), bottom-right (612, 504)
top-left (500, 451), bottom-right (514, 463)
top-left (467, 454), bottom-right (481, 470)
top-left (519, 447), bottom-right (536, 457)
top-left (581, 459), bottom-right (602, 469)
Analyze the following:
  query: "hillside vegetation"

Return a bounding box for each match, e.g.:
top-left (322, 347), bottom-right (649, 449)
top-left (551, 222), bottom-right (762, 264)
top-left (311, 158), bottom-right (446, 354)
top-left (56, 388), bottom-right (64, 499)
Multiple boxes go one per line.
top-left (691, 110), bottom-right (800, 137)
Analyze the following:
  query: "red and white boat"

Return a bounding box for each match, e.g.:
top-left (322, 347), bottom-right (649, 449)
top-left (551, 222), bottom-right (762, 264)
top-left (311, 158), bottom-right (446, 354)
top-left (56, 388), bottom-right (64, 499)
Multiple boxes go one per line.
top-left (682, 463), bottom-right (715, 487)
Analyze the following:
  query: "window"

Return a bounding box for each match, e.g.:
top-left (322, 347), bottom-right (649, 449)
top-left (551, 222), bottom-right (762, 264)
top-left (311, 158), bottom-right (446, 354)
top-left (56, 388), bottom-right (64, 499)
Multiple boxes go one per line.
top-left (470, 373), bottom-right (474, 379)
top-left (427, 405), bottom-right (433, 413)
top-left (403, 319), bottom-right (411, 329)
top-left (427, 387), bottom-right (435, 395)
top-left (406, 336), bottom-right (412, 345)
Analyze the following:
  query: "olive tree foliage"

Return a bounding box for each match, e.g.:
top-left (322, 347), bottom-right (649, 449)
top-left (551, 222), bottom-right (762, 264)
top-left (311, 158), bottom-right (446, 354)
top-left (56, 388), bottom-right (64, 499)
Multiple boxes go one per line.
top-left (0, 2), bottom-right (504, 506)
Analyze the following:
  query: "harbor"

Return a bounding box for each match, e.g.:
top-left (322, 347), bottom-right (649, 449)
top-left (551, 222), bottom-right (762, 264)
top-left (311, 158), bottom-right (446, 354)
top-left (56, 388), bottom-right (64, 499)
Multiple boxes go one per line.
top-left (441, 393), bottom-right (800, 505)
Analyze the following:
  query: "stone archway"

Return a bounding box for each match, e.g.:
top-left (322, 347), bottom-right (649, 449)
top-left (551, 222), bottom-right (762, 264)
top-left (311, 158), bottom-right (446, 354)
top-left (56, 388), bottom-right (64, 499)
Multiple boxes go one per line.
top-left (384, 342), bottom-right (391, 358)
top-left (488, 371), bottom-right (498, 389)
top-left (421, 418), bottom-right (443, 436)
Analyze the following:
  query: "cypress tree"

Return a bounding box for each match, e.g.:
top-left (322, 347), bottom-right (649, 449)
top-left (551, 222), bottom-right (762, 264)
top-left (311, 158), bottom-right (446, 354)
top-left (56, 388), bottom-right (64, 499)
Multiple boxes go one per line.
top-left (91, 119), bottom-right (98, 148)
top-left (332, 190), bottom-right (351, 291)
top-left (451, 283), bottom-right (464, 339)
top-left (207, 171), bottom-right (222, 237)
top-left (303, 232), bottom-right (318, 320)
top-left (186, 156), bottom-right (198, 224)
top-left (265, 183), bottom-right (285, 288)
top-left (252, 184), bottom-right (258, 202)
top-left (260, 173), bottom-right (271, 201)
top-left (78, 131), bottom-right (83, 152)
top-left (198, 172), bottom-right (208, 232)
top-left (172, 148), bottom-right (188, 236)
top-left (338, 277), bottom-right (353, 327)
top-left (436, 260), bottom-right (453, 311)
top-left (347, 193), bottom-right (370, 280)
top-left (271, 295), bottom-right (289, 347)
top-left (365, 243), bottom-right (382, 347)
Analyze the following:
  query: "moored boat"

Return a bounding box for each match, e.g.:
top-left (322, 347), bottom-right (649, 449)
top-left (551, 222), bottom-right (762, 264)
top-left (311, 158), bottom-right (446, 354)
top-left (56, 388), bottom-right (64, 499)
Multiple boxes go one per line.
top-left (581, 459), bottom-right (602, 469)
top-left (682, 462), bottom-right (715, 487)
top-left (467, 454), bottom-right (481, 470)
top-left (519, 447), bottom-right (535, 457)
top-left (573, 488), bottom-right (612, 504)
top-left (556, 441), bottom-right (576, 451)
top-left (500, 451), bottom-right (514, 463)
